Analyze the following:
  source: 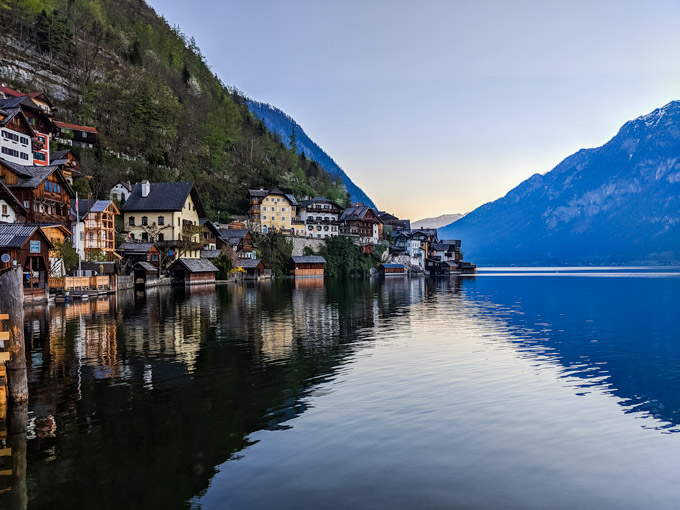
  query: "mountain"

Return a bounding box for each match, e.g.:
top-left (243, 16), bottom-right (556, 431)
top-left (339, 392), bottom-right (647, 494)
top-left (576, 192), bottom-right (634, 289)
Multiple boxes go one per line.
top-left (247, 100), bottom-right (376, 208)
top-left (0, 0), bottom-right (348, 217)
top-left (412, 213), bottom-right (465, 230)
top-left (438, 101), bottom-right (680, 265)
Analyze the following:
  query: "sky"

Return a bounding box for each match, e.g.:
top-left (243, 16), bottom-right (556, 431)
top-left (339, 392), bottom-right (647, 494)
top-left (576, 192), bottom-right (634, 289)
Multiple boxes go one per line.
top-left (148, 0), bottom-right (680, 220)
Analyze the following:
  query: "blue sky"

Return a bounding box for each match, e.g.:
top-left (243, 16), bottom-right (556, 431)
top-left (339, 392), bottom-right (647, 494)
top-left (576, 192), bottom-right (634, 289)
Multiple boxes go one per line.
top-left (148, 0), bottom-right (680, 219)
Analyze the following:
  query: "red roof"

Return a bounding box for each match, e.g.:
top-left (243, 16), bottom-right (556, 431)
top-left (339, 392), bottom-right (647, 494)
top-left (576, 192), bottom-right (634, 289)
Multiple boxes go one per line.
top-left (0, 85), bottom-right (23, 98)
top-left (54, 121), bottom-right (98, 134)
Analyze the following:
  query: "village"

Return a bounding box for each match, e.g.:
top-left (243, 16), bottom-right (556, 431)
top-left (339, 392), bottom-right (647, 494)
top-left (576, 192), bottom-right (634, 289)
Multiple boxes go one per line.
top-left (0, 85), bottom-right (475, 305)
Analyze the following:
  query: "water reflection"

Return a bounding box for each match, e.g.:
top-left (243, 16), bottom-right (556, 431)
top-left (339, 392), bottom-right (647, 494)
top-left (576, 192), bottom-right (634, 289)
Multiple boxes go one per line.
top-left (0, 274), bottom-right (678, 508)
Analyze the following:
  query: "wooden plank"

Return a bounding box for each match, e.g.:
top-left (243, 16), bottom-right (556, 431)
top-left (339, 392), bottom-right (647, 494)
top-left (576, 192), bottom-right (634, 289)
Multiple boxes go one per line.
top-left (0, 448), bottom-right (10, 456)
top-left (0, 353), bottom-right (9, 363)
top-left (0, 332), bottom-right (9, 341)
top-left (0, 315), bottom-right (8, 321)
top-left (0, 487), bottom-right (12, 495)
top-left (0, 470), bottom-right (12, 477)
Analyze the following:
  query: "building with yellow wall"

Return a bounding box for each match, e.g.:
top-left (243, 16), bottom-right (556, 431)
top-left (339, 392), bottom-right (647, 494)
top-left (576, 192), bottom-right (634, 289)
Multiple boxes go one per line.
top-left (121, 181), bottom-right (205, 259)
top-left (249, 187), bottom-right (298, 235)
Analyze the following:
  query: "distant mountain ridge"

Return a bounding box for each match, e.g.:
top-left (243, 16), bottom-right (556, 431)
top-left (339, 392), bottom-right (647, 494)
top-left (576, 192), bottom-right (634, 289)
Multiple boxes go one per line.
top-left (412, 213), bottom-right (465, 230)
top-left (439, 100), bottom-right (680, 265)
top-left (247, 100), bottom-right (376, 208)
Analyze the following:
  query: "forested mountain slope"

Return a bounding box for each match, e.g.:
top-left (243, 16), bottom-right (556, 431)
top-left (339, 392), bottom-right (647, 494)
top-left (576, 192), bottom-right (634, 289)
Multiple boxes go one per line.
top-left (0, 0), bottom-right (349, 217)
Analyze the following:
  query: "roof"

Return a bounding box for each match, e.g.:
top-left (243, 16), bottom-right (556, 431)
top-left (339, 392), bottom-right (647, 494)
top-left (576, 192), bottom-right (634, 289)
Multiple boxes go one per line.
top-left (285, 194), bottom-right (298, 206)
top-left (28, 92), bottom-right (55, 107)
top-left (1, 162), bottom-right (71, 192)
top-left (53, 121), bottom-right (98, 134)
top-left (0, 223), bottom-right (51, 249)
top-left (200, 249), bottom-right (221, 259)
top-left (249, 188), bottom-right (269, 198)
top-left (118, 242), bottom-right (156, 253)
top-left (112, 181), bottom-right (132, 192)
top-left (298, 196), bottom-right (343, 209)
top-left (0, 181), bottom-right (27, 215)
top-left (290, 255), bottom-right (326, 264)
top-left (171, 258), bottom-right (218, 273)
top-left (50, 150), bottom-right (72, 162)
top-left (121, 181), bottom-right (205, 216)
top-left (72, 199), bottom-right (116, 218)
top-left (0, 86), bottom-right (23, 98)
top-left (432, 243), bottom-right (459, 251)
top-left (0, 107), bottom-right (35, 136)
top-left (134, 261), bottom-right (157, 272)
top-left (340, 204), bottom-right (380, 222)
top-left (0, 95), bottom-right (40, 111)
top-left (238, 258), bottom-right (264, 269)
top-left (380, 263), bottom-right (405, 269)
top-left (217, 228), bottom-right (248, 240)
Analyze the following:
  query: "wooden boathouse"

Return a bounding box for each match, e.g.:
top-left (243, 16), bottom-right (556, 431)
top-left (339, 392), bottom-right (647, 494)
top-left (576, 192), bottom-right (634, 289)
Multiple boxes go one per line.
top-left (378, 263), bottom-right (406, 276)
top-left (288, 256), bottom-right (326, 277)
top-left (169, 258), bottom-right (218, 285)
top-left (0, 223), bottom-right (53, 302)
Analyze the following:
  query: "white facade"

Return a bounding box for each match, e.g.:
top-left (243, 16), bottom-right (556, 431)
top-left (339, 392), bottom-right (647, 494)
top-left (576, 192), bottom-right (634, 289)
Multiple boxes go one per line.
top-left (1, 127), bottom-right (31, 164)
top-left (110, 182), bottom-right (132, 203)
top-left (299, 200), bottom-right (341, 239)
top-left (0, 199), bottom-right (17, 223)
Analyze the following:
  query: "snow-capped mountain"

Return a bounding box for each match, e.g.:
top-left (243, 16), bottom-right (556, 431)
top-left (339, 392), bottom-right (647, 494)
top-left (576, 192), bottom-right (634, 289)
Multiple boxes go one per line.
top-left (247, 100), bottom-right (376, 208)
top-left (438, 101), bottom-right (680, 265)
top-left (412, 213), bottom-right (466, 230)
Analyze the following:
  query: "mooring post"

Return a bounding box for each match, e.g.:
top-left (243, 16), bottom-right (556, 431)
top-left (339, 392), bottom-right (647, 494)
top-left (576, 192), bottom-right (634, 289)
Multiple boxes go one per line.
top-left (0, 267), bottom-right (28, 403)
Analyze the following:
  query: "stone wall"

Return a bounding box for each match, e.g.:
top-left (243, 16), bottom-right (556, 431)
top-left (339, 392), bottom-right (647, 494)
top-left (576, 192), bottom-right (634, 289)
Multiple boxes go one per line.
top-left (291, 237), bottom-right (326, 256)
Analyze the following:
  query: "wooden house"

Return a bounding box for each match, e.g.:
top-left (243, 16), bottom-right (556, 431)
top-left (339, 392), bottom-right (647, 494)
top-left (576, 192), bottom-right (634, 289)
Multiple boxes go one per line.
top-left (288, 255), bottom-right (326, 277)
top-left (217, 228), bottom-right (254, 258)
top-left (0, 223), bottom-right (53, 301)
top-left (118, 242), bottom-right (161, 270)
top-left (0, 159), bottom-right (74, 227)
top-left (199, 218), bottom-right (220, 250)
top-left (72, 199), bottom-right (120, 261)
top-left (0, 180), bottom-right (27, 223)
top-left (238, 258), bottom-right (266, 279)
top-left (378, 263), bottom-right (406, 276)
top-left (339, 203), bottom-right (383, 242)
top-left (53, 121), bottom-right (98, 148)
top-left (132, 261), bottom-right (159, 288)
top-left (169, 258), bottom-right (218, 285)
top-left (50, 149), bottom-right (81, 184)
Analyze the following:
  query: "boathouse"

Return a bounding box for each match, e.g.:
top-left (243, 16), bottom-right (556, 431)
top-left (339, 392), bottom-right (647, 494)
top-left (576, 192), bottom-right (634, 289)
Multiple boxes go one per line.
top-left (238, 258), bottom-right (266, 279)
top-left (133, 261), bottom-right (158, 288)
top-left (288, 255), bottom-right (326, 277)
top-left (169, 258), bottom-right (218, 285)
top-left (378, 263), bottom-right (405, 276)
top-left (0, 223), bottom-right (53, 302)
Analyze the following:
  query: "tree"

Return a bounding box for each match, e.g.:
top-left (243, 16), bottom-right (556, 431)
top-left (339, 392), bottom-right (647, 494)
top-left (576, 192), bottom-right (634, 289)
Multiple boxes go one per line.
top-left (52, 241), bottom-right (79, 275)
top-left (72, 176), bottom-right (92, 199)
top-left (253, 231), bottom-right (292, 277)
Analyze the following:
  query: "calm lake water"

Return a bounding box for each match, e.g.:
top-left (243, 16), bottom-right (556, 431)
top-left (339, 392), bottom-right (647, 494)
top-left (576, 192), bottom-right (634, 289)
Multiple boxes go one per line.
top-left (2, 270), bottom-right (680, 509)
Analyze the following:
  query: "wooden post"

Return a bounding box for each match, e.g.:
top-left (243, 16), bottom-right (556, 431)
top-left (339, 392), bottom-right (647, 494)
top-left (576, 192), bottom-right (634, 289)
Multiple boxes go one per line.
top-left (5, 403), bottom-right (28, 509)
top-left (0, 268), bottom-right (28, 403)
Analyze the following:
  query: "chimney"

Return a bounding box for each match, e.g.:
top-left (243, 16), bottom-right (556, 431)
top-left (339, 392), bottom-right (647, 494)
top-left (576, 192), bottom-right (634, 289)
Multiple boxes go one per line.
top-left (141, 180), bottom-right (150, 198)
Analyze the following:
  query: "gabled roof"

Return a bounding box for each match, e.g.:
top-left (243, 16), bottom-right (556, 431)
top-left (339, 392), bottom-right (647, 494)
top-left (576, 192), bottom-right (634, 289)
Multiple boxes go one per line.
top-left (121, 181), bottom-right (205, 216)
top-left (285, 194), bottom-right (298, 206)
top-left (217, 228), bottom-right (248, 240)
top-left (249, 188), bottom-right (269, 198)
top-left (298, 196), bottom-right (343, 209)
top-left (50, 149), bottom-right (73, 162)
top-left (238, 258), bottom-right (264, 269)
top-left (72, 199), bottom-right (118, 218)
top-left (432, 243), bottom-right (459, 251)
top-left (340, 204), bottom-right (381, 222)
top-left (170, 258), bottom-right (218, 273)
top-left (54, 121), bottom-right (98, 134)
top-left (0, 223), bottom-right (52, 249)
top-left (290, 255), bottom-right (326, 264)
top-left (28, 92), bottom-right (55, 108)
top-left (118, 242), bottom-right (157, 253)
top-left (112, 181), bottom-right (132, 192)
top-left (134, 261), bottom-right (157, 272)
top-left (0, 107), bottom-right (35, 136)
top-left (1, 161), bottom-right (73, 195)
top-left (0, 180), bottom-right (27, 216)
top-left (0, 95), bottom-right (40, 111)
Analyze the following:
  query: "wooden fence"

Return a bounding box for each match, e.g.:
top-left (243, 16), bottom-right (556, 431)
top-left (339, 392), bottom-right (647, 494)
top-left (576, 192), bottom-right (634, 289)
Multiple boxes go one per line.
top-left (48, 275), bottom-right (113, 290)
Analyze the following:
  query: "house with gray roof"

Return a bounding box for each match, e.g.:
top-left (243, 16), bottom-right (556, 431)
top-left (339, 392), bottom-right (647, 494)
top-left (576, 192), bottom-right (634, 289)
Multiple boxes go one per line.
top-left (339, 203), bottom-right (383, 242)
top-left (168, 257), bottom-right (218, 285)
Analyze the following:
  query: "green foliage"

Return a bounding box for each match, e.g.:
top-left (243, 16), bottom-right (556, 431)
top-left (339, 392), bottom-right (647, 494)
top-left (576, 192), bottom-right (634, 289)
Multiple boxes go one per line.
top-left (213, 254), bottom-right (233, 280)
top-left (318, 236), bottom-right (384, 278)
top-left (54, 241), bottom-right (79, 270)
top-left (1, 0), bottom-right (349, 220)
top-left (72, 176), bottom-right (92, 198)
top-left (253, 231), bottom-right (292, 277)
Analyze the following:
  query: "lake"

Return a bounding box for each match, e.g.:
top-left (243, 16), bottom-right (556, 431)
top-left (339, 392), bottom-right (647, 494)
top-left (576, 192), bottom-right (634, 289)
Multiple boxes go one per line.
top-left (3, 270), bottom-right (680, 509)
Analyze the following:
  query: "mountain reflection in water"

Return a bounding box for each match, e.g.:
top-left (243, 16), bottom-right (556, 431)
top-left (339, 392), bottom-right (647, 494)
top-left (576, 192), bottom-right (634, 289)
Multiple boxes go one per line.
top-left (1, 273), bottom-right (678, 509)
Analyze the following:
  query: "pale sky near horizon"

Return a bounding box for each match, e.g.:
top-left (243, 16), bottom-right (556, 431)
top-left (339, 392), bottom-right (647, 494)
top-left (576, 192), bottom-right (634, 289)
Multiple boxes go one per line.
top-left (148, 0), bottom-right (680, 220)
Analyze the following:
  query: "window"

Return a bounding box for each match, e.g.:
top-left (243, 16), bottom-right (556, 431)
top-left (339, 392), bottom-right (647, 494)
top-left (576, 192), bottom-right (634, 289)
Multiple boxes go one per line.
top-left (178, 218), bottom-right (180, 226)
top-left (141, 232), bottom-right (148, 241)
top-left (20, 136), bottom-right (28, 145)
top-left (55, 184), bottom-right (60, 193)
top-left (80, 231), bottom-right (84, 241)
top-left (129, 217), bottom-right (135, 226)
top-left (158, 216), bottom-right (164, 225)
top-left (263, 206), bottom-right (267, 211)
top-left (141, 216), bottom-right (148, 226)
top-left (130, 233), bottom-right (135, 240)
top-left (151, 253), bottom-right (159, 261)
top-left (281, 216), bottom-right (285, 221)
top-left (33, 152), bottom-right (46, 161)
top-left (158, 234), bottom-right (164, 241)
top-left (21, 153), bottom-right (28, 160)
top-left (262, 225), bottom-right (268, 233)
top-left (1, 204), bottom-right (6, 214)
top-left (45, 182), bottom-right (50, 191)
top-left (23, 201), bottom-right (29, 209)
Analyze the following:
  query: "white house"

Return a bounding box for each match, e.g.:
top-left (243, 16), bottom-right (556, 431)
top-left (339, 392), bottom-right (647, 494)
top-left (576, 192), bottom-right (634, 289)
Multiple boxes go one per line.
top-left (297, 197), bottom-right (343, 239)
top-left (110, 181), bottom-right (133, 203)
top-left (0, 107), bottom-right (33, 165)
top-left (395, 232), bottom-right (424, 267)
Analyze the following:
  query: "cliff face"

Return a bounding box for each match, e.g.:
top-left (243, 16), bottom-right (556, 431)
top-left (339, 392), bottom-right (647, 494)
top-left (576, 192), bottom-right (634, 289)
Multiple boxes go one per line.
top-left (0, 1), bottom-right (349, 217)
top-left (439, 101), bottom-right (680, 265)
